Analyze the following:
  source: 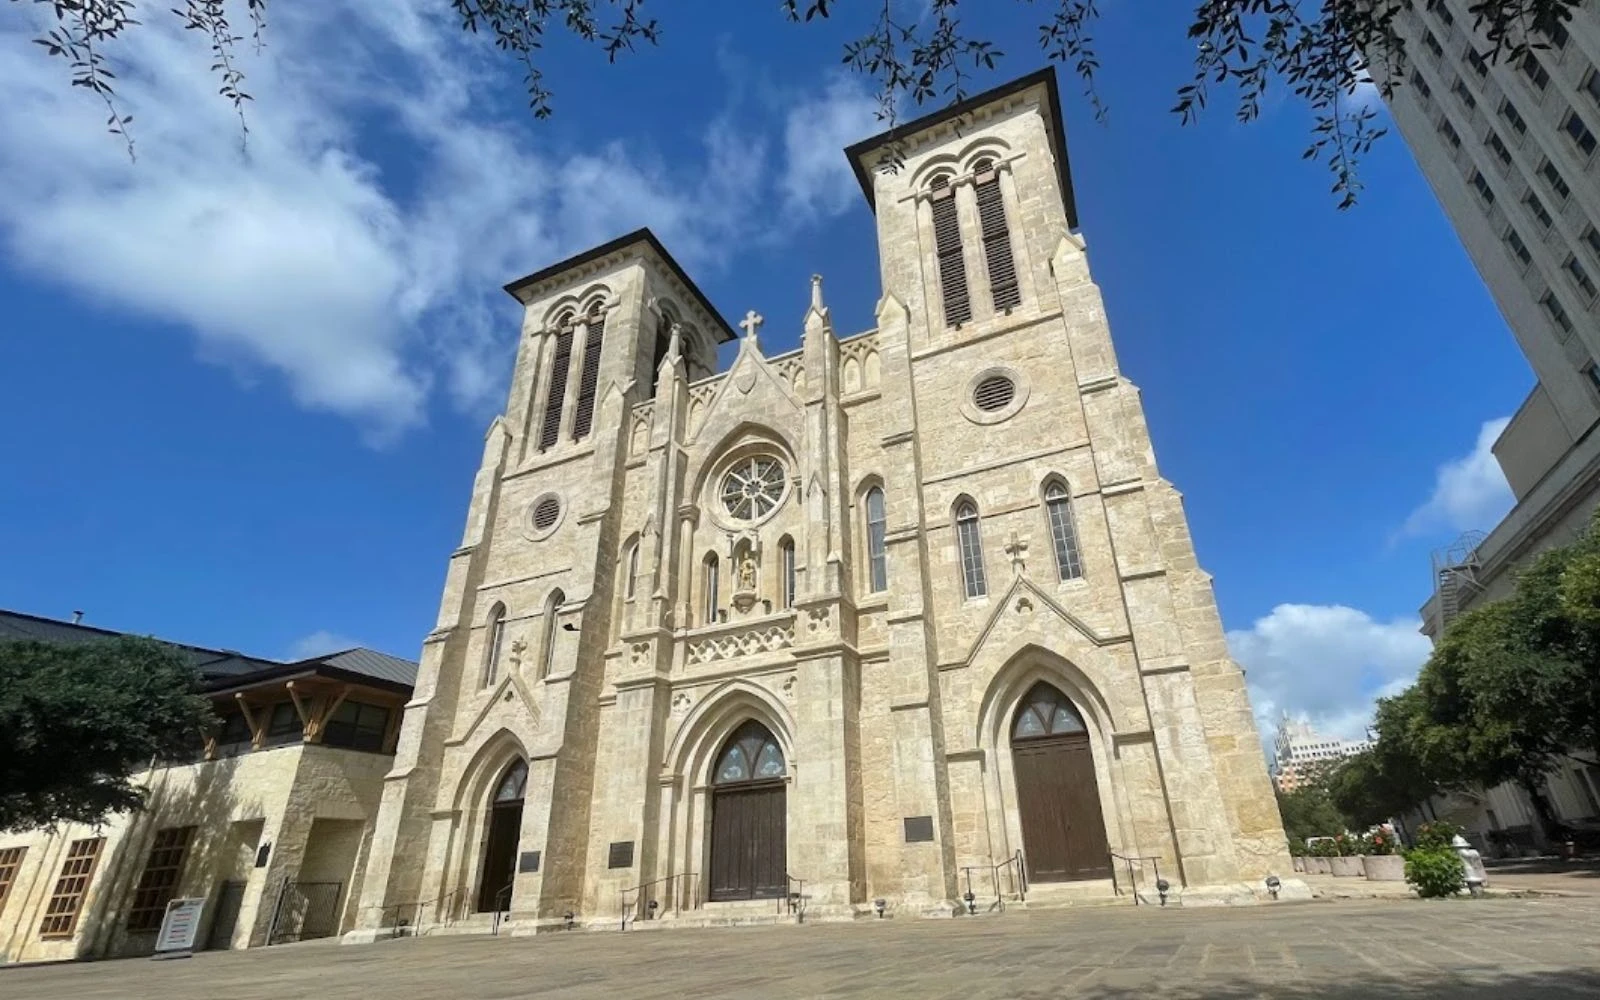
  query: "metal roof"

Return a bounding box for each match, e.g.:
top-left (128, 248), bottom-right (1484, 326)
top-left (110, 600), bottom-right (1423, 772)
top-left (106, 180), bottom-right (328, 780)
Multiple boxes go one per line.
top-left (0, 608), bottom-right (417, 691)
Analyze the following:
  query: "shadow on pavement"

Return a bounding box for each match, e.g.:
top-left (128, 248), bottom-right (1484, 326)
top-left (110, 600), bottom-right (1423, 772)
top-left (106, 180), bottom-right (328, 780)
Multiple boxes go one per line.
top-left (1024, 968), bottom-right (1600, 1000)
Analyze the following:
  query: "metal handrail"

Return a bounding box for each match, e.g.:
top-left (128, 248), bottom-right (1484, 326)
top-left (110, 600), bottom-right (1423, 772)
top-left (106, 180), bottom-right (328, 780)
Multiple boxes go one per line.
top-left (1107, 852), bottom-right (1163, 905)
top-left (783, 874), bottom-right (807, 922)
top-left (959, 849), bottom-right (1027, 913)
top-left (489, 881), bottom-right (515, 935)
top-left (620, 872), bottom-right (699, 929)
top-left (377, 886), bottom-right (467, 939)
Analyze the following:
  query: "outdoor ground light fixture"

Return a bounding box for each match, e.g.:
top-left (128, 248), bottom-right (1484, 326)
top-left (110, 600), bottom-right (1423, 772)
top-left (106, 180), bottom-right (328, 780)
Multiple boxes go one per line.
top-left (1265, 875), bottom-right (1281, 900)
top-left (647, 899), bottom-right (658, 918)
top-left (874, 898), bottom-right (886, 918)
top-left (564, 910), bottom-right (576, 930)
top-left (963, 889), bottom-right (976, 915)
top-left (1466, 874), bottom-right (1485, 897)
top-left (1155, 878), bottom-right (1171, 907)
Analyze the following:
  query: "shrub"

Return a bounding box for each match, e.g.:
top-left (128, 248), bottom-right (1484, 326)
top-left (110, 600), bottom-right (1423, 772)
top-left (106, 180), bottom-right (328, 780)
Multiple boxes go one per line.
top-left (1332, 833), bottom-right (1359, 857)
top-left (1289, 839), bottom-right (1307, 857)
top-left (1404, 847), bottom-right (1465, 898)
top-left (1308, 837), bottom-right (1338, 857)
top-left (1362, 831), bottom-right (1398, 856)
top-left (1413, 821), bottom-right (1461, 850)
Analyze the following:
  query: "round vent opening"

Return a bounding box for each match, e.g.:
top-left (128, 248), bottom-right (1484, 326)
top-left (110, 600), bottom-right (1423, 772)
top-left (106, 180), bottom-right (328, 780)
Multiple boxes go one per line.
top-left (973, 374), bottom-right (1016, 413)
top-left (532, 495), bottom-right (562, 532)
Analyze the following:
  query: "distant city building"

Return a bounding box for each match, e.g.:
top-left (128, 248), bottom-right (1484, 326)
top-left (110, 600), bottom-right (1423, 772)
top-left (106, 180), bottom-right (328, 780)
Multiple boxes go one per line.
top-left (1369, 2), bottom-right (1600, 850)
top-left (1270, 715), bottom-right (1372, 793)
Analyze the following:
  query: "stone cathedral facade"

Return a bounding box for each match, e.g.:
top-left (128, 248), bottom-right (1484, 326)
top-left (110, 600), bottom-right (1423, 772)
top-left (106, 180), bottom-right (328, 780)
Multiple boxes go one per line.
top-left (350, 69), bottom-right (1294, 935)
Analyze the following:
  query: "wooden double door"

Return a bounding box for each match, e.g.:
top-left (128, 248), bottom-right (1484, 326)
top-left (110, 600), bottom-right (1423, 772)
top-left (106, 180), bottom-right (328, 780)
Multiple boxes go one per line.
top-left (708, 783), bottom-right (787, 901)
top-left (1013, 732), bottom-right (1112, 882)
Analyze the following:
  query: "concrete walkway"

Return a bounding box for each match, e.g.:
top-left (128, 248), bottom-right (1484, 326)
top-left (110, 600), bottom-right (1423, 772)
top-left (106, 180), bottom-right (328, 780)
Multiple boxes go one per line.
top-left (4, 896), bottom-right (1600, 999)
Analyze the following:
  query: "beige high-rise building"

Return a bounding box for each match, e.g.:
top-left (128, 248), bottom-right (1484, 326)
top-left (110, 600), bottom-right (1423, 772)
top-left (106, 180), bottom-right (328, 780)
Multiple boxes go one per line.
top-left (348, 69), bottom-right (1295, 935)
top-left (1367, 4), bottom-right (1600, 629)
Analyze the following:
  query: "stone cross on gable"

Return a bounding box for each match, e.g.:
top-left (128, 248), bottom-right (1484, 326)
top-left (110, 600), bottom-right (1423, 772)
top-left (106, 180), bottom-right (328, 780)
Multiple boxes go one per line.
top-left (1005, 532), bottom-right (1029, 577)
top-left (740, 309), bottom-right (764, 341)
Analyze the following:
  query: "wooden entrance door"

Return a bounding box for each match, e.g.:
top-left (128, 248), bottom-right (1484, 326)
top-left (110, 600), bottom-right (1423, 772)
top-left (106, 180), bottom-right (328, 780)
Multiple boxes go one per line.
top-left (1010, 683), bottom-right (1112, 883)
top-left (707, 721), bottom-right (788, 901)
top-left (476, 760), bottom-right (527, 912)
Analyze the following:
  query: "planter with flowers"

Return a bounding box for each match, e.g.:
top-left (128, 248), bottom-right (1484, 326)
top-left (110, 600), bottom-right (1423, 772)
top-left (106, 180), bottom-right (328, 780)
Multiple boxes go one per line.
top-left (1361, 830), bottom-right (1404, 881)
top-left (1307, 837), bottom-right (1335, 874)
top-left (1329, 834), bottom-right (1365, 877)
top-left (1290, 840), bottom-right (1306, 872)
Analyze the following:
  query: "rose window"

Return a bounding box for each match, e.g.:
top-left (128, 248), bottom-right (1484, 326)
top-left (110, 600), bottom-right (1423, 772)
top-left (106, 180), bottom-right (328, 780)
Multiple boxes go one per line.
top-left (720, 457), bottom-right (786, 520)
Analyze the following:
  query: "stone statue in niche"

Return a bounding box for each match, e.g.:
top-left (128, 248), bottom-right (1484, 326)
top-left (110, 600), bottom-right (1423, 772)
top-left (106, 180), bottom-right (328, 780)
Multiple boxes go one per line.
top-left (731, 551), bottom-right (759, 617)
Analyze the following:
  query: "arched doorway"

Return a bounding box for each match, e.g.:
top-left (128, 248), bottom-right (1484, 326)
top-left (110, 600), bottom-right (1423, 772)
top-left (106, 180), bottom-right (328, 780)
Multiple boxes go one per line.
top-left (1010, 682), bottom-right (1112, 882)
top-left (476, 759), bottom-right (526, 912)
top-left (707, 720), bottom-right (787, 901)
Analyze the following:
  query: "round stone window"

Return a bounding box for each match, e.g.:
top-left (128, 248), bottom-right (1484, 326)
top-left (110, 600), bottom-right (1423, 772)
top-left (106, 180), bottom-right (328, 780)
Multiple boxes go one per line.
top-left (973, 374), bottom-right (1016, 412)
top-left (719, 456), bottom-right (787, 521)
top-left (529, 494), bottom-right (562, 536)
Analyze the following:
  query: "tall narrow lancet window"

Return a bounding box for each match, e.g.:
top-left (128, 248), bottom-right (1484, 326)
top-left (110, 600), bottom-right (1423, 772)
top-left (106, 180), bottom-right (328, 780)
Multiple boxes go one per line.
top-left (1044, 481), bottom-right (1084, 581)
top-left (625, 542), bottom-right (641, 600)
top-left (571, 303), bottom-right (607, 441)
top-left (483, 603), bottom-right (507, 687)
top-left (865, 486), bottom-right (888, 593)
top-left (538, 589), bottom-right (564, 681)
top-left (930, 175), bottom-right (971, 327)
top-left (779, 537), bottom-right (796, 609)
top-left (973, 158), bottom-right (1021, 311)
top-left (955, 499), bottom-right (987, 599)
top-left (650, 311), bottom-right (673, 392)
top-left (703, 554), bottom-right (720, 625)
top-left (539, 322), bottom-right (574, 451)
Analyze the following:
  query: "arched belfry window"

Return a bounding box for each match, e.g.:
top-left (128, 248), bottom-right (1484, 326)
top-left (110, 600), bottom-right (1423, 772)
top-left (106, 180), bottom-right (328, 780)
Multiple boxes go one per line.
top-left (494, 759), bottom-right (528, 802)
top-left (955, 499), bottom-right (987, 599)
top-left (572, 302), bottom-right (607, 441)
top-left (483, 603), bottom-right (507, 687)
top-left (973, 157), bottom-right (1021, 312)
top-left (539, 318), bottom-right (575, 451)
top-left (538, 589), bottom-right (564, 681)
top-left (650, 309), bottom-right (673, 391)
top-left (930, 174), bottom-right (971, 327)
top-left (713, 721), bottom-right (786, 784)
top-left (1012, 683), bottom-right (1088, 741)
top-left (1044, 480), bottom-right (1084, 581)
top-left (864, 486), bottom-right (887, 593)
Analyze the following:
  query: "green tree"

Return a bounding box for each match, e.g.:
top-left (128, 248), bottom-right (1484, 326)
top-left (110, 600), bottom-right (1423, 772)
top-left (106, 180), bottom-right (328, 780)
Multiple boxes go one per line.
top-left (1275, 775), bottom-right (1346, 846)
top-left (0, 637), bottom-right (213, 832)
top-left (15, 1), bottom-right (1582, 206)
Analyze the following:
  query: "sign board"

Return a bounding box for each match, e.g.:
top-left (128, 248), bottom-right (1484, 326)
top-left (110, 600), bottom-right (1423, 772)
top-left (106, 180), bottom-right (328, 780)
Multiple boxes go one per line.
top-left (153, 897), bottom-right (206, 959)
top-left (519, 850), bottom-right (541, 874)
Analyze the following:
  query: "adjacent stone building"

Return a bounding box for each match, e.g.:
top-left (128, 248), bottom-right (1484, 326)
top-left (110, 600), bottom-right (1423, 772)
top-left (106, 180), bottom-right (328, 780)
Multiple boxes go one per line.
top-left (0, 610), bottom-right (415, 963)
top-left (350, 68), bottom-right (1293, 934)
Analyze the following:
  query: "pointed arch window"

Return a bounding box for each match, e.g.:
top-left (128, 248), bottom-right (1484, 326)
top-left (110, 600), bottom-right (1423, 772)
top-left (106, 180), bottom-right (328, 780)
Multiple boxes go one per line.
top-left (539, 322), bottom-right (574, 451)
top-left (973, 158), bottom-right (1021, 311)
top-left (494, 759), bottom-right (528, 802)
top-left (955, 499), bottom-right (987, 599)
top-left (864, 486), bottom-right (888, 593)
top-left (625, 541), bottom-right (640, 600)
top-left (571, 303), bottom-right (607, 441)
top-left (930, 175), bottom-right (971, 327)
top-left (702, 554), bottom-right (720, 625)
top-left (650, 310), bottom-right (673, 392)
top-left (779, 536), bottom-right (796, 609)
top-left (1011, 682), bottom-right (1087, 741)
top-left (538, 589), bottom-right (564, 681)
top-left (1044, 481), bottom-right (1084, 581)
top-left (713, 721), bottom-right (786, 784)
top-left (483, 603), bottom-right (507, 687)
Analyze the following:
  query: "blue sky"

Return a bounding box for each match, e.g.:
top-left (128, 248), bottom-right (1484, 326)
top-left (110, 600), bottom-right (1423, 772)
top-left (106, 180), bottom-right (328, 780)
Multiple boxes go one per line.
top-left (0, 3), bottom-right (1530, 744)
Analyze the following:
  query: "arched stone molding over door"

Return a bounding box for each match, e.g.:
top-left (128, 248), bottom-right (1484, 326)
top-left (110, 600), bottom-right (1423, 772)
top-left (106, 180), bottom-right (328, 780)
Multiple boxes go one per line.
top-left (656, 680), bottom-right (797, 909)
top-left (435, 729), bottom-right (533, 920)
top-left (971, 646), bottom-right (1137, 889)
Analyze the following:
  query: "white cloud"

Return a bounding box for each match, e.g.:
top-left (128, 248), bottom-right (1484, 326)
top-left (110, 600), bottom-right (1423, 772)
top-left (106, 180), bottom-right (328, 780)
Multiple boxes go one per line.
top-left (0, 3), bottom-right (841, 441)
top-left (1400, 417), bottom-right (1515, 538)
top-left (1227, 603), bottom-right (1433, 749)
top-left (286, 629), bottom-right (363, 661)
top-left (779, 75), bottom-right (883, 220)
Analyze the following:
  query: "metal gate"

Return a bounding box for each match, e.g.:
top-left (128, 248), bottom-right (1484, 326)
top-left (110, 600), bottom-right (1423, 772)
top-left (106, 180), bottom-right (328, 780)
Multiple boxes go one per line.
top-left (207, 880), bottom-right (247, 950)
top-left (267, 879), bottom-right (345, 944)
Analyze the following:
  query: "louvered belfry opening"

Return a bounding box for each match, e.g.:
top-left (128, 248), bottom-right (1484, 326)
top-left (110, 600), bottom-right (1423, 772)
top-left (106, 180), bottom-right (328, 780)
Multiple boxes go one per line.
top-left (572, 304), bottom-right (607, 441)
top-left (539, 322), bottom-right (575, 451)
top-left (974, 159), bottom-right (1021, 312)
top-left (930, 176), bottom-right (971, 327)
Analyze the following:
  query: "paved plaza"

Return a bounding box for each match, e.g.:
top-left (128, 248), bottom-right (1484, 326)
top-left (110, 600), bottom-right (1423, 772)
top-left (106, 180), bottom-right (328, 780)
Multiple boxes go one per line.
top-left (6, 896), bottom-right (1600, 999)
